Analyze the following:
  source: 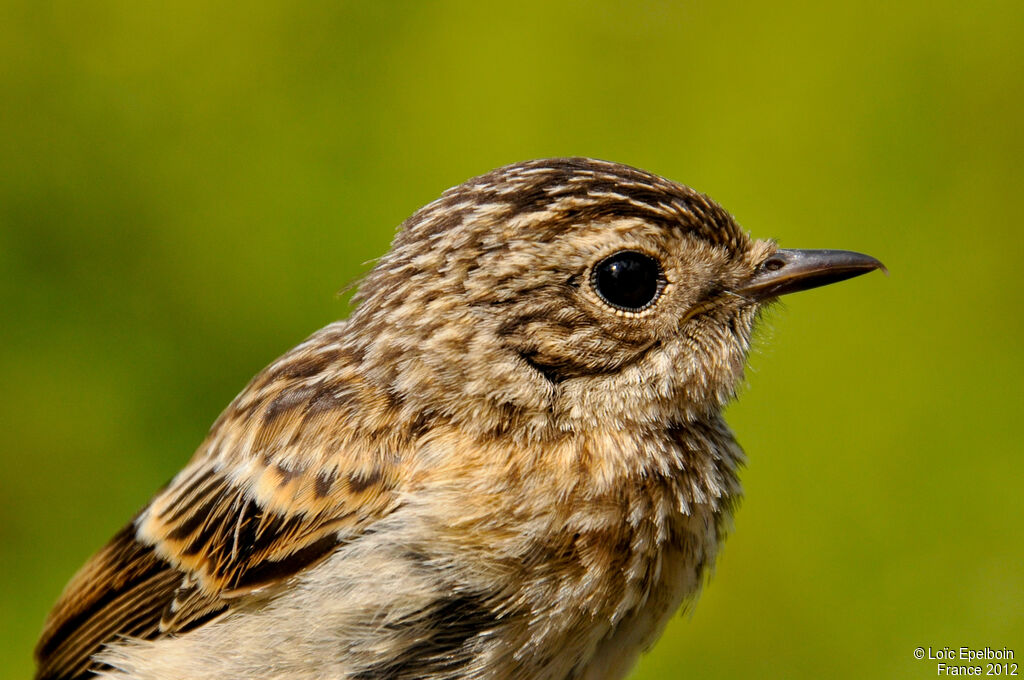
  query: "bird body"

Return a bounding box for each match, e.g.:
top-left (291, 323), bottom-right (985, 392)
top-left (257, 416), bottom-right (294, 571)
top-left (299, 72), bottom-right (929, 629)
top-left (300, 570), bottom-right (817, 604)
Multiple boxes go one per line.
top-left (36, 158), bottom-right (881, 679)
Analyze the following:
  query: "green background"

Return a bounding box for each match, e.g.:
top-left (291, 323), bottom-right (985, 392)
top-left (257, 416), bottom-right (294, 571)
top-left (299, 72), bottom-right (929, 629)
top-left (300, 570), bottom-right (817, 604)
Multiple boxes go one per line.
top-left (2, 2), bottom-right (1021, 678)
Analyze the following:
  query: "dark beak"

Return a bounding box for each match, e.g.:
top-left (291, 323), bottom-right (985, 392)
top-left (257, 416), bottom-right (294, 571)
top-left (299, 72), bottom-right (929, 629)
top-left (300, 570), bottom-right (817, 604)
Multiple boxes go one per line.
top-left (735, 249), bottom-right (886, 301)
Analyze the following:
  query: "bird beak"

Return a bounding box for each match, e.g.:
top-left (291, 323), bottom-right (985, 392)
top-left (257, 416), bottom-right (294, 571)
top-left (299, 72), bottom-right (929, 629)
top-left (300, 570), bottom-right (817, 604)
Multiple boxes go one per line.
top-left (735, 249), bottom-right (886, 301)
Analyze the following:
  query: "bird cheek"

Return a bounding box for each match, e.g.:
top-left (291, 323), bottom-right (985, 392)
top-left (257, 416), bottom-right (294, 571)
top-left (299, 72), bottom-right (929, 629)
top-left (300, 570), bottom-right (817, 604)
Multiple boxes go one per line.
top-left (675, 313), bottom-right (753, 395)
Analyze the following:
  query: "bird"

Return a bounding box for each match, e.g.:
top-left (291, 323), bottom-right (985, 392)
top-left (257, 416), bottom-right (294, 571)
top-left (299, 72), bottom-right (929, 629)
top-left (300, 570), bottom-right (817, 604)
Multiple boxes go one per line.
top-left (34, 157), bottom-right (883, 680)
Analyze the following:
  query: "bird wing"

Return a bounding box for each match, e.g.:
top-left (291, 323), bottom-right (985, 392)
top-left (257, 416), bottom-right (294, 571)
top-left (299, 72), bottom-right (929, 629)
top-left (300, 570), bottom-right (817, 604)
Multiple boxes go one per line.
top-left (35, 334), bottom-right (406, 679)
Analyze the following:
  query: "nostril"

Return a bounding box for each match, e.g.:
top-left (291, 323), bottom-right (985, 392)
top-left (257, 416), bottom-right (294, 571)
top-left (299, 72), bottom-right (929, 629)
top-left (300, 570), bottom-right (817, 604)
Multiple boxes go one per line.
top-left (762, 256), bottom-right (786, 272)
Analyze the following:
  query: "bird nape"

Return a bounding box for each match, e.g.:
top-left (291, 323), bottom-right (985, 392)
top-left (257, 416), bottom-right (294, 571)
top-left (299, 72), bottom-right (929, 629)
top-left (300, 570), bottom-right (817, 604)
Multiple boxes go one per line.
top-left (36, 157), bottom-right (883, 680)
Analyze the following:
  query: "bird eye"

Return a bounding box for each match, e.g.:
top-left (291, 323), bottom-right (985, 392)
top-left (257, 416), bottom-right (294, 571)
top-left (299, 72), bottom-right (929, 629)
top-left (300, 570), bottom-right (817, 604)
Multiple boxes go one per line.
top-left (591, 250), bottom-right (664, 312)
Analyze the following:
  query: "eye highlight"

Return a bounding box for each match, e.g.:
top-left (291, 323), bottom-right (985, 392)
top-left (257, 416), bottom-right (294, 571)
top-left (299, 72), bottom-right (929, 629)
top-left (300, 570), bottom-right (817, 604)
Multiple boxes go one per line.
top-left (591, 250), bottom-right (664, 312)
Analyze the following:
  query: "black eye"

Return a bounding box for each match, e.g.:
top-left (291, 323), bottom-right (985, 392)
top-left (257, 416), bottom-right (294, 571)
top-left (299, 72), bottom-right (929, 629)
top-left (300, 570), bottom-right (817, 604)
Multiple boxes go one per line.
top-left (591, 250), bottom-right (663, 312)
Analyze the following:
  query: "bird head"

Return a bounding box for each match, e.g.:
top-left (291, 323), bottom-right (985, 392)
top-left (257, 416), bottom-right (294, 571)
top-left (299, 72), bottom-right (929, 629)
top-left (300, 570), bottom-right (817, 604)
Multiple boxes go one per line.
top-left (350, 158), bottom-right (882, 438)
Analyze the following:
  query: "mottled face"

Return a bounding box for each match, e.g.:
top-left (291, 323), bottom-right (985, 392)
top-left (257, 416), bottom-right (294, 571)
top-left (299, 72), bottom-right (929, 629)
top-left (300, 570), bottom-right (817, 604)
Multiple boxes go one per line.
top-left (348, 158), bottom-right (777, 436)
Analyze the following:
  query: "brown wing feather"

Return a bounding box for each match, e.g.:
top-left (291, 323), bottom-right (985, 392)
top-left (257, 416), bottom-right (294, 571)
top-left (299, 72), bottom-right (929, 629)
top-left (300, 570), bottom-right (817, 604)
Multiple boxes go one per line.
top-left (35, 524), bottom-right (185, 680)
top-left (35, 331), bottom-right (410, 679)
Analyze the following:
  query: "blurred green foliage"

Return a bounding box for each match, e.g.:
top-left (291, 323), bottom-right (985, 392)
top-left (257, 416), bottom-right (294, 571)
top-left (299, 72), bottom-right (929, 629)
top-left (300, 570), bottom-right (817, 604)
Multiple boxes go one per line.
top-left (1, 1), bottom-right (1021, 678)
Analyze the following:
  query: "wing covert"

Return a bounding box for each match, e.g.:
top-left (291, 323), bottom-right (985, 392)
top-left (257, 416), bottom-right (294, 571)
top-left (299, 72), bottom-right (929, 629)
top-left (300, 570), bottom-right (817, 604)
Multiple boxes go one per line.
top-left (36, 333), bottom-right (408, 678)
